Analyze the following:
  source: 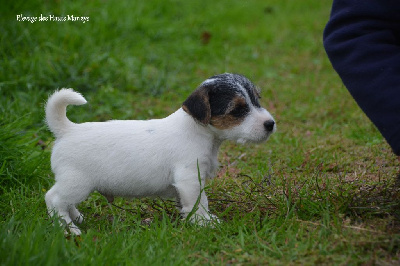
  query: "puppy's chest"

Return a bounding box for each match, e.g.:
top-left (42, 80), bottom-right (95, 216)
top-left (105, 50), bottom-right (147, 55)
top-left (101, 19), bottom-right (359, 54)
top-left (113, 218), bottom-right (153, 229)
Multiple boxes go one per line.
top-left (207, 164), bottom-right (219, 179)
top-left (204, 149), bottom-right (220, 179)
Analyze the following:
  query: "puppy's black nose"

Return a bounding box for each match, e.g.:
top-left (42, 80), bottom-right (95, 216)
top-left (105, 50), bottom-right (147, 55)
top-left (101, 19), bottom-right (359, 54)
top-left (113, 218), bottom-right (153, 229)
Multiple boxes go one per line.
top-left (264, 120), bottom-right (275, 131)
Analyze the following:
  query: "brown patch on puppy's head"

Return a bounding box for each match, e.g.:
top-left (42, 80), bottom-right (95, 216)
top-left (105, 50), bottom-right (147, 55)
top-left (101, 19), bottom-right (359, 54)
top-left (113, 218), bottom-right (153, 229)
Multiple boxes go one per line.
top-left (184, 73), bottom-right (275, 142)
top-left (210, 115), bottom-right (243, 130)
top-left (210, 96), bottom-right (249, 130)
top-left (183, 73), bottom-right (258, 128)
top-left (182, 86), bottom-right (211, 125)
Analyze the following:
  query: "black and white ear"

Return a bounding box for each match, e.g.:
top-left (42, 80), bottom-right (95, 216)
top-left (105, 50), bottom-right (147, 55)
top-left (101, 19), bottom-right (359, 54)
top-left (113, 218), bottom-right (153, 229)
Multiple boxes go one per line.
top-left (182, 86), bottom-right (211, 125)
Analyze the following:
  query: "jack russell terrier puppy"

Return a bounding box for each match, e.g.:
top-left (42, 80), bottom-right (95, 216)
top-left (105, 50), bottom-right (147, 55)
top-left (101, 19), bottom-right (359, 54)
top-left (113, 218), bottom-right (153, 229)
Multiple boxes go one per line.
top-left (45, 73), bottom-right (276, 235)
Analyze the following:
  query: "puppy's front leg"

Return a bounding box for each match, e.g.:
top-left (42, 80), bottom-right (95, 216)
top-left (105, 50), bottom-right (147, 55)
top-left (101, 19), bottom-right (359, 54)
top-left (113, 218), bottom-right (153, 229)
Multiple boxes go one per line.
top-left (174, 177), bottom-right (218, 225)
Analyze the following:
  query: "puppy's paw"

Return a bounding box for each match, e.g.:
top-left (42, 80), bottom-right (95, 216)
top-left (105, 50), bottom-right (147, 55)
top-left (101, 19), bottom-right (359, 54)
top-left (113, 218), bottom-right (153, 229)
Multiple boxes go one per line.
top-left (209, 214), bottom-right (221, 223)
top-left (67, 225), bottom-right (82, 236)
top-left (187, 213), bottom-right (220, 227)
top-left (64, 226), bottom-right (82, 236)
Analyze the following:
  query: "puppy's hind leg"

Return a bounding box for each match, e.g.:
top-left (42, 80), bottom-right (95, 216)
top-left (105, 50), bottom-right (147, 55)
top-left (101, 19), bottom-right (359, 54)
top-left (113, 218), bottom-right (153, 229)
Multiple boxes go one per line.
top-left (45, 180), bottom-right (90, 235)
top-left (45, 186), bottom-right (81, 235)
top-left (69, 206), bottom-right (84, 224)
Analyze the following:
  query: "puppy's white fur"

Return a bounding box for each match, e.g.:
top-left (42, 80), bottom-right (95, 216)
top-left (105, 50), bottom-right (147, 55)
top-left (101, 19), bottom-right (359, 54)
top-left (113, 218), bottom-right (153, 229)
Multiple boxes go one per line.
top-left (45, 74), bottom-right (275, 235)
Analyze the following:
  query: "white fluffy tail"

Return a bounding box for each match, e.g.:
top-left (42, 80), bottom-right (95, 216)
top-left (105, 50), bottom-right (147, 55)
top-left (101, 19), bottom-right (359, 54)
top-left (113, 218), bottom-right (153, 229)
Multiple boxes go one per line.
top-left (46, 88), bottom-right (87, 138)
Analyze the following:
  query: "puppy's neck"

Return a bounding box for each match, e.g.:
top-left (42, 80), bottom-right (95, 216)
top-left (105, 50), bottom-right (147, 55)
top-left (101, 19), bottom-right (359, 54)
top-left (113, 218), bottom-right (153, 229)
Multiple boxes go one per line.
top-left (172, 108), bottom-right (224, 147)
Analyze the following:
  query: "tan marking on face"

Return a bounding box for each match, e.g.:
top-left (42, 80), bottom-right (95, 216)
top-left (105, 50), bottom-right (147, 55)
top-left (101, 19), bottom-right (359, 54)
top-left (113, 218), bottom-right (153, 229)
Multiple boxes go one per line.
top-left (210, 115), bottom-right (245, 129)
top-left (210, 96), bottom-right (247, 130)
top-left (226, 97), bottom-right (247, 113)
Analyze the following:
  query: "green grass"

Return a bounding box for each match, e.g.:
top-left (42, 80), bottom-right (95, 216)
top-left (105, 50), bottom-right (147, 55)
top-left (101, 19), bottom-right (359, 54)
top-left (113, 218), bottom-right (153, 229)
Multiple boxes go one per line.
top-left (1, 0), bottom-right (399, 264)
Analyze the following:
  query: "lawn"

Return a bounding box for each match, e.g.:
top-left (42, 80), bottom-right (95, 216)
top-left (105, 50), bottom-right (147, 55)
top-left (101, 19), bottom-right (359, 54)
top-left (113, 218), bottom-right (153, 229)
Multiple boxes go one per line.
top-left (1, 0), bottom-right (399, 264)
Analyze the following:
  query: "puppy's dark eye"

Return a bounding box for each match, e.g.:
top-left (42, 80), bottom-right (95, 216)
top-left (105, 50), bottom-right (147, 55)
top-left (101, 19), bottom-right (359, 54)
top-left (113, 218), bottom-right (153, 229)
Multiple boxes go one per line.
top-left (229, 104), bottom-right (249, 118)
